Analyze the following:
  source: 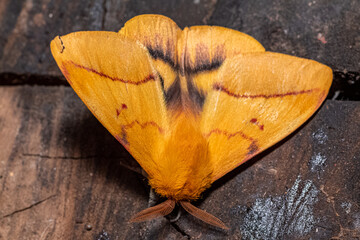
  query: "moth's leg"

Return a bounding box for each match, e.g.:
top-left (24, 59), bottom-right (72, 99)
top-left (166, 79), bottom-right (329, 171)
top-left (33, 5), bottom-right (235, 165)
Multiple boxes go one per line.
top-left (169, 208), bottom-right (182, 222)
top-left (148, 188), bottom-right (159, 207)
top-left (118, 158), bottom-right (147, 177)
top-left (147, 189), bottom-right (181, 223)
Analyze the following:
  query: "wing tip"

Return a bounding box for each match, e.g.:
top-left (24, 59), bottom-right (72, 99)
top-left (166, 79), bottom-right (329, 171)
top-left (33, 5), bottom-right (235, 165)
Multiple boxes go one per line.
top-left (50, 35), bottom-right (65, 55)
top-left (120, 14), bottom-right (179, 34)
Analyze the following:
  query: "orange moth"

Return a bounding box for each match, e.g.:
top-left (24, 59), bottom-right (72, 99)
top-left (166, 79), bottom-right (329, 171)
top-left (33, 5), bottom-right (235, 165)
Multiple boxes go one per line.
top-left (50, 14), bottom-right (332, 229)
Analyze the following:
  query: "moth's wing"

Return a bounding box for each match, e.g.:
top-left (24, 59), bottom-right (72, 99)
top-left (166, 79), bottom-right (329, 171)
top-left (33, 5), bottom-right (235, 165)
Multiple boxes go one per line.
top-left (180, 26), bottom-right (265, 95)
top-left (200, 52), bottom-right (332, 181)
top-left (119, 14), bottom-right (181, 92)
top-left (50, 32), bottom-right (169, 176)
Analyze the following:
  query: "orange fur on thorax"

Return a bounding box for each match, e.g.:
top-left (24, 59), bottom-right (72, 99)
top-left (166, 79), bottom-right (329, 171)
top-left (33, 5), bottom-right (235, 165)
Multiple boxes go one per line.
top-left (148, 113), bottom-right (213, 201)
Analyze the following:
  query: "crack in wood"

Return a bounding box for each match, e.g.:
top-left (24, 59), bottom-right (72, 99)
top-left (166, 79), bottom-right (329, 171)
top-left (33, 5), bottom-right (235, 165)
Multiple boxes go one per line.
top-left (1, 194), bottom-right (57, 219)
top-left (0, 73), bottom-right (68, 86)
top-left (22, 153), bottom-right (98, 160)
top-left (202, 0), bottom-right (218, 24)
top-left (170, 222), bottom-right (191, 239)
top-left (101, 0), bottom-right (107, 30)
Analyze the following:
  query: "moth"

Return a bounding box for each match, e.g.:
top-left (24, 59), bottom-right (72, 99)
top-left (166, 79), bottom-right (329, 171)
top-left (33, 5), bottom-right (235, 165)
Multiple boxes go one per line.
top-left (50, 14), bottom-right (332, 229)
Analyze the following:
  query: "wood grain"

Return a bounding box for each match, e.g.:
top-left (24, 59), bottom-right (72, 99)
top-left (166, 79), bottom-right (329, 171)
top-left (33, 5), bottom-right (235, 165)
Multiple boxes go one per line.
top-left (0, 85), bottom-right (359, 239)
top-left (0, 0), bottom-right (217, 79)
top-left (0, 86), bottom-right (185, 239)
top-left (0, 0), bottom-right (358, 101)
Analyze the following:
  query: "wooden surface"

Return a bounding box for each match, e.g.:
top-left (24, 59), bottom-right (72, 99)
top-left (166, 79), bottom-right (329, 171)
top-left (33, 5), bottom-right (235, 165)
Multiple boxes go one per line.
top-left (0, 86), bottom-right (359, 239)
top-left (0, 0), bottom-right (359, 239)
top-left (0, 0), bottom-right (359, 100)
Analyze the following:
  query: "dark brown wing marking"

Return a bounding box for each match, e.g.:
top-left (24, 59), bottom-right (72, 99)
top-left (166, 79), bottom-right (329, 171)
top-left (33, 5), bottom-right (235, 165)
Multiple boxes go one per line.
top-left (250, 118), bottom-right (264, 131)
top-left (147, 46), bottom-right (177, 69)
top-left (186, 75), bottom-right (206, 110)
top-left (213, 83), bottom-right (318, 99)
top-left (163, 76), bottom-right (182, 110)
top-left (146, 43), bottom-right (226, 75)
top-left (185, 44), bottom-right (226, 74)
top-left (205, 128), bottom-right (259, 157)
top-left (145, 42), bottom-right (227, 112)
top-left (69, 61), bottom-right (156, 85)
top-left (115, 120), bottom-right (164, 150)
top-left (205, 128), bottom-right (254, 141)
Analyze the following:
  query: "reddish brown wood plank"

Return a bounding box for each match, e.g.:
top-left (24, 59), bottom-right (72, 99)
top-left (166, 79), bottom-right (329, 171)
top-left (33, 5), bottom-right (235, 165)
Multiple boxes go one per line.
top-left (0, 86), bottom-right (185, 239)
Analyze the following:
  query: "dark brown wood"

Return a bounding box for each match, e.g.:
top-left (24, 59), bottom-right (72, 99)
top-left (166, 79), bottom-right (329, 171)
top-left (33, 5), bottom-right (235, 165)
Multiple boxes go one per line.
top-left (0, 0), bottom-right (217, 79)
top-left (177, 100), bottom-right (360, 239)
top-left (208, 0), bottom-right (360, 72)
top-left (0, 0), bottom-right (359, 99)
top-left (0, 85), bottom-right (359, 239)
top-left (207, 0), bottom-right (360, 101)
top-left (0, 0), bottom-right (358, 100)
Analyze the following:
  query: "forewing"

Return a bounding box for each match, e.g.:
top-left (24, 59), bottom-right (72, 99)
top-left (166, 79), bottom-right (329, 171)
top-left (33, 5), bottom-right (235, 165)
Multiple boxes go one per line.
top-left (181, 26), bottom-right (265, 95)
top-left (200, 52), bottom-right (332, 181)
top-left (119, 14), bottom-right (181, 93)
top-left (50, 32), bottom-right (169, 176)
